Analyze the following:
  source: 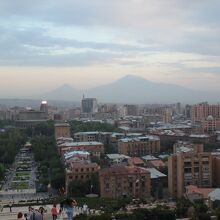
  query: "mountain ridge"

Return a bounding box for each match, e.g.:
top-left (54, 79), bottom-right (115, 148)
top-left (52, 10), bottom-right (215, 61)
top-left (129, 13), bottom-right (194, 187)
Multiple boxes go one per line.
top-left (40, 75), bottom-right (215, 104)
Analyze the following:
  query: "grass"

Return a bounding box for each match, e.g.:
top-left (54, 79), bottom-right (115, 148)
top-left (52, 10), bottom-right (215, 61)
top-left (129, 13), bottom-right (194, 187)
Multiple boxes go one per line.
top-left (11, 181), bottom-right (29, 189)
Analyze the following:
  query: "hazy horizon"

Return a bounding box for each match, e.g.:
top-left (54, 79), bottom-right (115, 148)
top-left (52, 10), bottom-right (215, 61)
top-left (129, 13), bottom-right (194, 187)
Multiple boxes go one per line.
top-left (1, 1), bottom-right (220, 98)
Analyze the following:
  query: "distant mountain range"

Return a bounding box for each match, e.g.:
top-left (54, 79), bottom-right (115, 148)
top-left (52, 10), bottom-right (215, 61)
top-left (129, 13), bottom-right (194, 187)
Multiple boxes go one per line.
top-left (40, 75), bottom-right (217, 104)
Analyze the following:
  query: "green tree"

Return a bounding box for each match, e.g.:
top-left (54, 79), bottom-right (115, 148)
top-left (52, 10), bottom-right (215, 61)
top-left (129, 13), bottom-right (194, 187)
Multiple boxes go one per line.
top-left (0, 163), bottom-right (5, 181)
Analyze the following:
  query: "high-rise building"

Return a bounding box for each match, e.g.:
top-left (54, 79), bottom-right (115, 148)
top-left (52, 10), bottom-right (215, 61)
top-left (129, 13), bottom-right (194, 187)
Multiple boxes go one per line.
top-left (192, 102), bottom-right (220, 133)
top-left (40, 101), bottom-right (48, 114)
top-left (162, 108), bottom-right (172, 123)
top-left (168, 142), bottom-right (213, 198)
top-left (124, 104), bottom-right (138, 116)
top-left (81, 97), bottom-right (98, 113)
top-left (185, 105), bottom-right (192, 119)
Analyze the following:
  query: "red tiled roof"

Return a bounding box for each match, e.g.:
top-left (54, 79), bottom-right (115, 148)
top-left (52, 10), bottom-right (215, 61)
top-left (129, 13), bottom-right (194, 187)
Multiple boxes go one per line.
top-left (185, 185), bottom-right (214, 199)
top-left (128, 157), bottom-right (145, 166)
top-left (150, 159), bottom-right (166, 168)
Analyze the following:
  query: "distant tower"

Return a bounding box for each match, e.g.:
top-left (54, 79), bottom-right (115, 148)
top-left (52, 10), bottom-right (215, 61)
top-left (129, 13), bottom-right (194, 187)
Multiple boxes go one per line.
top-left (81, 97), bottom-right (98, 113)
top-left (40, 101), bottom-right (48, 114)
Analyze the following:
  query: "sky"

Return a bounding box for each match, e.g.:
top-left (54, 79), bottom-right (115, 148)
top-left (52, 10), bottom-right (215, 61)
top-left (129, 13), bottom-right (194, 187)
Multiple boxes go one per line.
top-left (1, 0), bottom-right (220, 97)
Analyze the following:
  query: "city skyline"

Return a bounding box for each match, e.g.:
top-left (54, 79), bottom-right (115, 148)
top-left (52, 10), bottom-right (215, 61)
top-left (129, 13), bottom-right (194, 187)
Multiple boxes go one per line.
top-left (1, 0), bottom-right (220, 97)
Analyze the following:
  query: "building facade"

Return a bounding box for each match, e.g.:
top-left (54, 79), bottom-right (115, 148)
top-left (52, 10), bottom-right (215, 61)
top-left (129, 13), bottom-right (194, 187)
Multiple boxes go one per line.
top-left (82, 97), bottom-right (98, 113)
top-left (118, 136), bottom-right (160, 157)
top-left (168, 151), bottom-right (213, 198)
top-left (66, 161), bottom-right (100, 184)
top-left (192, 102), bottom-right (220, 133)
top-left (54, 123), bottom-right (71, 140)
top-left (99, 165), bottom-right (151, 199)
top-left (58, 141), bottom-right (104, 158)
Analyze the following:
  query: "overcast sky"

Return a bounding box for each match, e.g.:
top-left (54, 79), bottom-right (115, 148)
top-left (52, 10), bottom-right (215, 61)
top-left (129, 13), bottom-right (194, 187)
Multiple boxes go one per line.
top-left (1, 0), bottom-right (220, 97)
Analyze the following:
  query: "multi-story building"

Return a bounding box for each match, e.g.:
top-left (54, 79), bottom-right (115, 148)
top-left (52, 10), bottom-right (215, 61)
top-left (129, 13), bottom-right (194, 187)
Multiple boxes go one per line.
top-left (54, 123), bottom-right (71, 140)
top-left (168, 143), bottom-right (213, 198)
top-left (211, 153), bottom-right (220, 188)
top-left (81, 97), bottom-right (98, 113)
top-left (118, 135), bottom-right (160, 157)
top-left (58, 141), bottom-right (104, 158)
top-left (74, 132), bottom-right (101, 142)
top-left (162, 108), bottom-right (172, 123)
top-left (99, 165), bottom-right (151, 199)
top-left (66, 161), bottom-right (100, 184)
top-left (185, 104), bottom-right (192, 119)
top-left (40, 101), bottom-right (48, 114)
top-left (173, 141), bottom-right (204, 154)
top-left (192, 102), bottom-right (220, 133)
top-left (124, 105), bottom-right (138, 116)
top-left (15, 109), bottom-right (48, 128)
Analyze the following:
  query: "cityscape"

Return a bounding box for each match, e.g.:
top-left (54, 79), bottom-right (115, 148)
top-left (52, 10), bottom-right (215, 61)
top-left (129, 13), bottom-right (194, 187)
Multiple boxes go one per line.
top-left (1, 100), bottom-right (220, 219)
top-left (1, 0), bottom-right (220, 220)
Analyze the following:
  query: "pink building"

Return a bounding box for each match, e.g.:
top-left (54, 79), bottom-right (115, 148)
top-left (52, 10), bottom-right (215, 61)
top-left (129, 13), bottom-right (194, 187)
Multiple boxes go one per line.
top-left (192, 103), bottom-right (220, 133)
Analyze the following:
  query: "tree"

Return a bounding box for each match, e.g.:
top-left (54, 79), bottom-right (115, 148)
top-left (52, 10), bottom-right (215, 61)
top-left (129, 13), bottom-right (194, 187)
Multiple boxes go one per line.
top-left (0, 163), bottom-right (4, 181)
top-left (68, 180), bottom-right (90, 197)
top-left (176, 197), bottom-right (192, 218)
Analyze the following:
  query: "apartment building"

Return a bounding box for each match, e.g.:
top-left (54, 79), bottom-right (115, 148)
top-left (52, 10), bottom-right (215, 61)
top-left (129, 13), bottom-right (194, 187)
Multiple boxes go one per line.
top-left (118, 135), bottom-right (160, 157)
top-left (99, 165), bottom-right (151, 199)
top-left (192, 102), bottom-right (220, 132)
top-left (81, 97), bottom-right (98, 113)
top-left (168, 144), bottom-right (213, 198)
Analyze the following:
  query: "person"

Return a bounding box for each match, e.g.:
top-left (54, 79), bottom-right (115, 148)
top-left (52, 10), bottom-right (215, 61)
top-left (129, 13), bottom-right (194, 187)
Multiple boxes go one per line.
top-left (29, 209), bottom-right (43, 220)
top-left (9, 201), bottom-right (13, 212)
top-left (39, 206), bottom-right (46, 219)
top-left (51, 204), bottom-right (58, 220)
top-left (24, 213), bottom-right (28, 220)
top-left (17, 212), bottom-right (24, 220)
top-left (64, 198), bottom-right (77, 220)
top-left (59, 201), bottom-right (64, 214)
top-left (83, 203), bottom-right (88, 215)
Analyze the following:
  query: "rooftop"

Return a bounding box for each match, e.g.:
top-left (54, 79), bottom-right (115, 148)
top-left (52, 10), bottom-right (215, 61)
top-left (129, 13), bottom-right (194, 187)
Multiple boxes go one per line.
top-left (142, 155), bottom-right (158, 161)
top-left (54, 123), bottom-right (70, 127)
top-left (59, 141), bottom-right (103, 147)
top-left (119, 135), bottom-right (159, 142)
top-left (106, 154), bottom-right (130, 160)
top-left (144, 168), bottom-right (166, 179)
top-left (64, 150), bottom-right (90, 160)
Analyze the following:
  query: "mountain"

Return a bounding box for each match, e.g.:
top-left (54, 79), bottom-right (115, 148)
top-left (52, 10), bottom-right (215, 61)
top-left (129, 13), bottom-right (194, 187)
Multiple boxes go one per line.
top-left (40, 75), bottom-right (216, 104)
top-left (87, 75), bottom-right (206, 103)
top-left (42, 84), bottom-right (82, 101)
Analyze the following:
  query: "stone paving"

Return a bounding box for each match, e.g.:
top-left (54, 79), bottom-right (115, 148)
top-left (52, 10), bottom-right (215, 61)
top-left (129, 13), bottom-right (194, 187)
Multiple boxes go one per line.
top-left (0, 204), bottom-right (88, 220)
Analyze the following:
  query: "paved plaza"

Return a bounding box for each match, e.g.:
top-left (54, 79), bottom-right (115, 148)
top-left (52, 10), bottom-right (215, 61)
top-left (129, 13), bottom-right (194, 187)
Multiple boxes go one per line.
top-left (0, 204), bottom-right (89, 220)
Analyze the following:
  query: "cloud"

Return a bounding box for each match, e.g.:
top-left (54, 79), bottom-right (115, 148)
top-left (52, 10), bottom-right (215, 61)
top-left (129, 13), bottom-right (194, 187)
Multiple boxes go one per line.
top-left (0, 0), bottom-right (220, 80)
